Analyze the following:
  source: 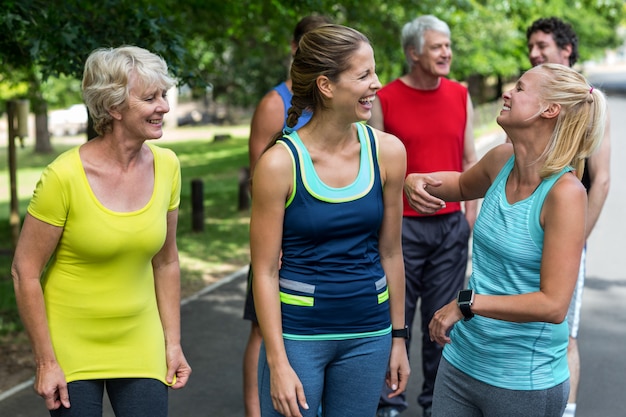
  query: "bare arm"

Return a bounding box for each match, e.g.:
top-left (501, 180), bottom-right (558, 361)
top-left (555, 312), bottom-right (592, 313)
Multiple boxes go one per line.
top-left (584, 111), bottom-right (611, 239)
top-left (375, 129), bottom-right (410, 397)
top-left (404, 143), bottom-right (513, 215)
top-left (429, 174), bottom-right (586, 345)
top-left (152, 208), bottom-right (191, 389)
top-left (250, 145), bottom-right (308, 417)
top-left (249, 90), bottom-right (286, 175)
top-left (11, 214), bottom-right (69, 410)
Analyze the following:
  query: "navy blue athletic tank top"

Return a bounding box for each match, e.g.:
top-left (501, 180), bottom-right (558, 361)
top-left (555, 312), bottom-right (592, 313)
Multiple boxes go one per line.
top-left (277, 123), bottom-right (391, 340)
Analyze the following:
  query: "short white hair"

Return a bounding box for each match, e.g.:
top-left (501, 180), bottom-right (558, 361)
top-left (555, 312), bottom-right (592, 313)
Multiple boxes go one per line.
top-left (401, 15), bottom-right (451, 69)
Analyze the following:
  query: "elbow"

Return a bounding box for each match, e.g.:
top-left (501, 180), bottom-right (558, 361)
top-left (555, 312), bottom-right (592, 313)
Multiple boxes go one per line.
top-left (10, 263), bottom-right (28, 301)
top-left (544, 304), bottom-right (569, 324)
top-left (601, 176), bottom-right (610, 195)
top-left (593, 173), bottom-right (610, 196)
top-left (548, 313), bottom-right (567, 325)
top-left (10, 262), bottom-right (22, 287)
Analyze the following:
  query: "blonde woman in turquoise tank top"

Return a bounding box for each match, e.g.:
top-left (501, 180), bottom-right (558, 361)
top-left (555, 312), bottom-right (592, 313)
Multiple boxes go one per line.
top-left (404, 64), bottom-right (607, 417)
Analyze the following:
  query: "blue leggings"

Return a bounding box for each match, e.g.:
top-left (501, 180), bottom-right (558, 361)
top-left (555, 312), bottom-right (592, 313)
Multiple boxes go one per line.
top-left (259, 335), bottom-right (391, 417)
top-left (432, 358), bottom-right (568, 417)
top-left (50, 378), bottom-right (168, 417)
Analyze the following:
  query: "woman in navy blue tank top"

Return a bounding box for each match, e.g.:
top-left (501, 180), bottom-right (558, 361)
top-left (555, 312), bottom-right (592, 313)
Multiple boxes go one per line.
top-left (250, 24), bottom-right (409, 417)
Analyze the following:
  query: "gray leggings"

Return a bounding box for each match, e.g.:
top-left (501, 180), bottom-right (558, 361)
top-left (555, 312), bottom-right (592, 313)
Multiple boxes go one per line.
top-left (432, 357), bottom-right (568, 417)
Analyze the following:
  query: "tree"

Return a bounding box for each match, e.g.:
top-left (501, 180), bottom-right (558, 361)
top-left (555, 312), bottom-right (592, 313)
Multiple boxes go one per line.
top-left (1, 0), bottom-right (624, 143)
top-left (171, 0), bottom-right (623, 111)
top-left (0, 0), bottom-right (195, 150)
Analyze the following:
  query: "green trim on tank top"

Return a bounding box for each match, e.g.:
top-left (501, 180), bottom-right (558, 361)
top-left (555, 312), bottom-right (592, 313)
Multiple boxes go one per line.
top-left (277, 122), bottom-right (376, 204)
top-left (283, 324), bottom-right (392, 341)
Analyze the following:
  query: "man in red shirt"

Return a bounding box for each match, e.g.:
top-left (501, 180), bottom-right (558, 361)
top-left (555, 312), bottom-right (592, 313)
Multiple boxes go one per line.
top-left (370, 14), bottom-right (477, 417)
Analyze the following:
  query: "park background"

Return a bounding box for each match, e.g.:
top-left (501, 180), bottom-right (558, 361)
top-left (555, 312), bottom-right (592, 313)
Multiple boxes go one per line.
top-left (1, 0), bottom-right (625, 401)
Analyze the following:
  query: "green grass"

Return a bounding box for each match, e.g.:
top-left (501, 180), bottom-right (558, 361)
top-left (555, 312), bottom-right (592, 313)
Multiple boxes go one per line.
top-left (0, 133), bottom-right (252, 335)
top-left (160, 138), bottom-right (251, 294)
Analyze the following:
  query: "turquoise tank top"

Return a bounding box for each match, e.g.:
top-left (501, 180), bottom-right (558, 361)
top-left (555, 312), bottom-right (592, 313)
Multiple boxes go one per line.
top-left (443, 155), bottom-right (572, 390)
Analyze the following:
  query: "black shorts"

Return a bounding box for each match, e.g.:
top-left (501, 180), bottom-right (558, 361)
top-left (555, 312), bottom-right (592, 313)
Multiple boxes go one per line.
top-left (242, 264), bottom-right (258, 323)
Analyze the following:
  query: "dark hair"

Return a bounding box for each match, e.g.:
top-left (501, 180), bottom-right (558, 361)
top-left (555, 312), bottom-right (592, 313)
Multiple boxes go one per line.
top-left (527, 17), bottom-right (579, 66)
top-left (293, 15), bottom-right (333, 46)
top-left (285, 24), bottom-right (370, 130)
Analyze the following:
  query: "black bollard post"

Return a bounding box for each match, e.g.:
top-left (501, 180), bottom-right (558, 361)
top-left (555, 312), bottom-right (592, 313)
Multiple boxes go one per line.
top-left (191, 179), bottom-right (204, 232)
top-left (238, 167), bottom-right (251, 211)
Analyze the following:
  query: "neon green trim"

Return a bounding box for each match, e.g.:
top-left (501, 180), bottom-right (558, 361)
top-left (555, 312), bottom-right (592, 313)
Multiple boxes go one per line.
top-left (283, 325), bottom-right (392, 341)
top-left (378, 288), bottom-right (389, 304)
top-left (280, 291), bottom-right (314, 307)
top-left (282, 124), bottom-right (375, 203)
top-left (276, 140), bottom-right (296, 207)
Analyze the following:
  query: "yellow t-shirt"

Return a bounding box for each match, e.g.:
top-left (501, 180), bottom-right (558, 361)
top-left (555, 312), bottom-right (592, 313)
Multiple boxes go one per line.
top-left (28, 143), bottom-right (181, 384)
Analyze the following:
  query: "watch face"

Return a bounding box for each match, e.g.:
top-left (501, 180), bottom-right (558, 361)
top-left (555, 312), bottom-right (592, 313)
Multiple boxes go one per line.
top-left (458, 290), bottom-right (473, 303)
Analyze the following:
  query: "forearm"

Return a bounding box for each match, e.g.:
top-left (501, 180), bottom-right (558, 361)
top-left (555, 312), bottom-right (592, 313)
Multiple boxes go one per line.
top-left (585, 184), bottom-right (609, 239)
top-left (471, 290), bottom-right (570, 324)
top-left (11, 215), bottom-right (62, 364)
top-left (419, 171), bottom-right (464, 201)
top-left (252, 273), bottom-right (289, 368)
top-left (381, 254), bottom-right (406, 329)
top-left (154, 261), bottom-right (182, 346)
top-left (13, 278), bottom-right (57, 365)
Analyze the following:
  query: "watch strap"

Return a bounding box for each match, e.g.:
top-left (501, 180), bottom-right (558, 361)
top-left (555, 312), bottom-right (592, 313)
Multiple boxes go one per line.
top-left (391, 325), bottom-right (410, 339)
top-left (459, 302), bottom-right (474, 321)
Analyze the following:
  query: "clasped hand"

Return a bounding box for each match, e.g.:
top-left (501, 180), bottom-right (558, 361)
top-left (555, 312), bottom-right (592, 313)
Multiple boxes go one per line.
top-left (404, 174), bottom-right (446, 215)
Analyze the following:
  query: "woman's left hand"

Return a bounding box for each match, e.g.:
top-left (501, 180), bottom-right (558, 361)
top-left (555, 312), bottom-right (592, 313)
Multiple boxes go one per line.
top-left (385, 339), bottom-right (411, 398)
top-left (428, 300), bottom-right (463, 347)
top-left (166, 344), bottom-right (192, 389)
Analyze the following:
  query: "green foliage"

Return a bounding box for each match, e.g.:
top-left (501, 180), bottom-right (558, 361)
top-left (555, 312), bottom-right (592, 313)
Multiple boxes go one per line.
top-left (41, 76), bottom-right (84, 110)
top-left (0, 0), bottom-right (195, 82)
top-left (0, 0), bottom-right (624, 112)
top-left (170, 0), bottom-right (624, 106)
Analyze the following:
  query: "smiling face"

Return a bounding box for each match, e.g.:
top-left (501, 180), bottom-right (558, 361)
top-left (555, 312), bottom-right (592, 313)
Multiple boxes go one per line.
top-left (497, 68), bottom-right (547, 130)
top-left (118, 73), bottom-right (170, 140)
top-left (527, 30), bottom-right (571, 67)
top-left (332, 41), bottom-right (382, 122)
top-left (413, 29), bottom-right (452, 77)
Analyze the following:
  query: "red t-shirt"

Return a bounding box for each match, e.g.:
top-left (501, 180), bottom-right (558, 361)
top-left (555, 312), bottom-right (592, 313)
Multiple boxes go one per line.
top-left (377, 77), bottom-right (468, 216)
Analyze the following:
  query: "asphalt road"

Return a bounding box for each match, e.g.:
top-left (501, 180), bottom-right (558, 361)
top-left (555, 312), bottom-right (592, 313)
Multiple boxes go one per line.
top-left (1, 68), bottom-right (625, 417)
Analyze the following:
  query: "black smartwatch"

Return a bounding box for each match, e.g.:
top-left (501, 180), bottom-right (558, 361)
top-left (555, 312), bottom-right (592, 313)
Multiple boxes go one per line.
top-left (391, 325), bottom-right (410, 339)
top-left (457, 289), bottom-right (475, 321)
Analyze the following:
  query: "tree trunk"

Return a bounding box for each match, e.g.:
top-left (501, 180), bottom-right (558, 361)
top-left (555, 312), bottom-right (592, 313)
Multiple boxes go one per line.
top-left (27, 68), bottom-right (53, 153)
top-left (34, 105), bottom-right (53, 153)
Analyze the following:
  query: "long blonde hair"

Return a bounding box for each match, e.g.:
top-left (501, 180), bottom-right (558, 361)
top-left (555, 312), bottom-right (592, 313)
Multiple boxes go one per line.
top-left (534, 63), bottom-right (606, 179)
